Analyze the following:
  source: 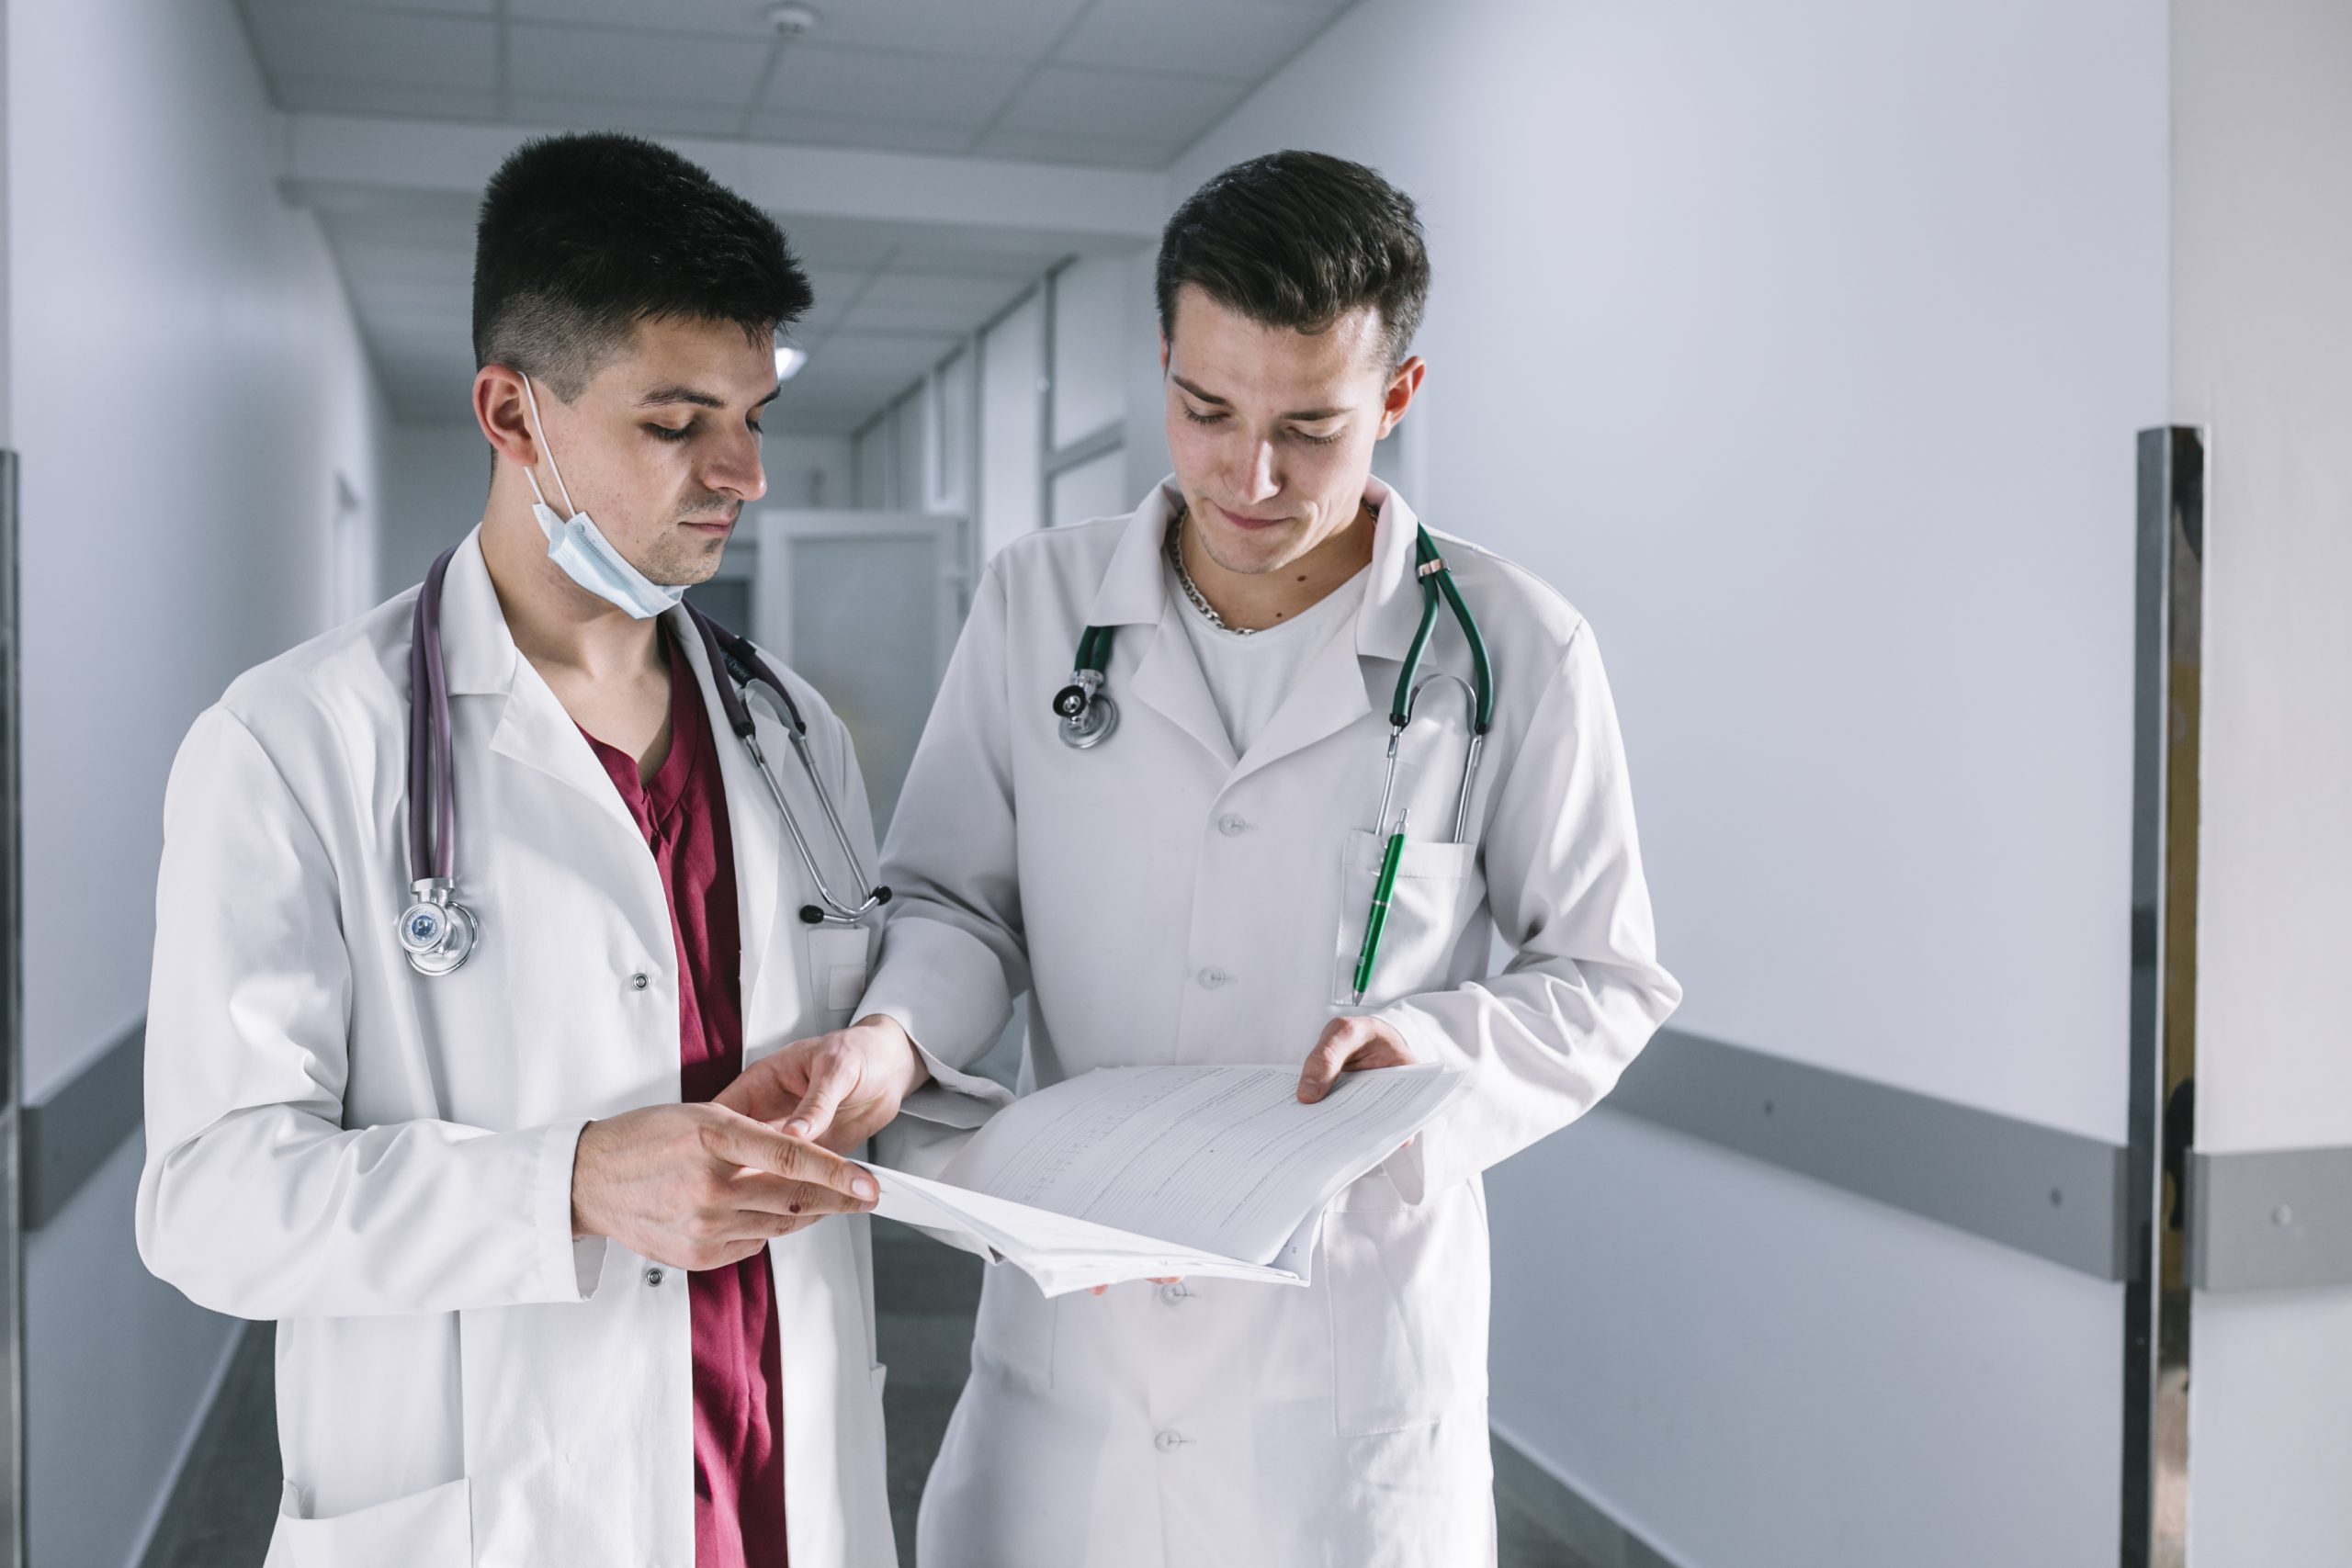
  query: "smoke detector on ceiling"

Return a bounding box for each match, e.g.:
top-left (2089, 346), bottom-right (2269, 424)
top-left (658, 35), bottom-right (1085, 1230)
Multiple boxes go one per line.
top-left (766, 4), bottom-right (822, 37)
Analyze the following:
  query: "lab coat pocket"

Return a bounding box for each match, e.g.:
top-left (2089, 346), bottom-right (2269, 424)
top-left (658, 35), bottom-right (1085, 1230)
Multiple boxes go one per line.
top-left (806, 922), bottom-right (875, 1030)
top-left (1329, 829), bottom-right (1483, 1009)
top-left (263, 1476), bottom-right (471, 1568)
top-left (1323, 1184), bottom-right (1489, 1436)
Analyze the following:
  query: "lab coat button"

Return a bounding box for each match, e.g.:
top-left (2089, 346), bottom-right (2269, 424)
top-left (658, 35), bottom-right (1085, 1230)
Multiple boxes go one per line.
top-left (643, 1267), bottom-right (664, 1288)
top-left (1157, 1282), bottom-right (1189, 1305)
top-left (1195, 968), bottom-right (1228, 989)
top-left (1216, 815), bottom-right (1250, 836)
top-left (629, 972), bottom-right (650, 991)
top-left (1154, 1430), bottom-right (1186, 1453)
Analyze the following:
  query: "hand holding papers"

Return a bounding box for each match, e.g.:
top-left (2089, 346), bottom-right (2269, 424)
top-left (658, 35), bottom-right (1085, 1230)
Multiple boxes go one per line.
top-left (861, 1063), bottom-right (1467, 1297)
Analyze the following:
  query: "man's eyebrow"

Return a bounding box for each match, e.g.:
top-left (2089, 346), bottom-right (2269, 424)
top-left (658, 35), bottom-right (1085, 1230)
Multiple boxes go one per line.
top-left (634, 384), bottom-right (785, 411)
top-left (1169, 374), bottom-right (1344, 422)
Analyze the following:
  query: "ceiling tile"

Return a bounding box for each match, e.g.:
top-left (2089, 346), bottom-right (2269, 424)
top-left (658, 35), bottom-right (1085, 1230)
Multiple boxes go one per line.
top-left (1054, 0), bottom-right (1332, 82)
top-left (883, 239), bottom-right (1069, 277)
top-left (742, 110), bottom-right (975, 155)
top-left (505, 93), bottom-right (752, 140)
top-left (505, 22), bottom-right (772, 103)
top-left (857, 269), bottom-right (1034, 311)
top-left (767, 215), bottom-right (905, 271)
top-left (503, 0), bottom-right (783, 38)
top-left (242, 6), bottom-right (498, 90)
top-left (838, 299), bottom-right (1000, 335)
top-left (786, 0), bottom-right (1094, 61)
top-left (273, 74), bottom-right (504, 118)
top-left (994, 63), bottom-right (1246, 146)
top-left (762, 46), bottom-right (1028, 130)
top-left (247, 0), bottom-right (497, 14)
top-left (970, 125), bottom-right (1183, 169)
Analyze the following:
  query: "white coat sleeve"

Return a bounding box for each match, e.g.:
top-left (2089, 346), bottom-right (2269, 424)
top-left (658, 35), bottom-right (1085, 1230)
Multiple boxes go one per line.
top-left (136, 705), bottom-right (597, 1321)
top-left (855, 557), bottom-right (1030, 1076)
top-left (805, 679), bottom-right (1009, 1129)
top-left (1373, 621), bottom-right (1682, 1200)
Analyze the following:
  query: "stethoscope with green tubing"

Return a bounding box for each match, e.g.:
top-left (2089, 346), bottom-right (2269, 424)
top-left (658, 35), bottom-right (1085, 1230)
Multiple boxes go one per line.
top-left (1051, 522), bottom-right (1494, 1002)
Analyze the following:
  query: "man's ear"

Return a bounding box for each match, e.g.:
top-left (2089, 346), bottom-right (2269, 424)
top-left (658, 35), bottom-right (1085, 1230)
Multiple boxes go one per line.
top-left (1159, 330), bottom-right (1170, 375)
top-left (473, 365), bottom-right (538, 469)
top-left (1376, 355), bottom-right (1427, 441)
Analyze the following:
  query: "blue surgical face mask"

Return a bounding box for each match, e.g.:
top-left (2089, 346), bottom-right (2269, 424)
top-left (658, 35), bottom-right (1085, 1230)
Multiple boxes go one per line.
top-left (518, 377), bottom-right (688, 620)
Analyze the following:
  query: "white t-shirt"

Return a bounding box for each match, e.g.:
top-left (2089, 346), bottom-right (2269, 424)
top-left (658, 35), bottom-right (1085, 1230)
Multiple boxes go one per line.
top-left (1170, 558), bottom-right (1370, 756)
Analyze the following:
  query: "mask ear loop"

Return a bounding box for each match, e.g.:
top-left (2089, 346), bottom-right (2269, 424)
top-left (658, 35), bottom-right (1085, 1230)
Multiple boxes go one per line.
top-left (518, 375), bottom-right (581, 520)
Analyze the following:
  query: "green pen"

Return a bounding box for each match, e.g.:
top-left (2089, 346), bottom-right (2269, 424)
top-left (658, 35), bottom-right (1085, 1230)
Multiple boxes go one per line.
top-left (1350, 809), bottom-right (1410, 1004)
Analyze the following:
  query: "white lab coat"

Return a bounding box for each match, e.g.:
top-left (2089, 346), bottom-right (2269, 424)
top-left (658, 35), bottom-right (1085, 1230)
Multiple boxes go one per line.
top-left (137, 528), bottom-right (929, 1568)
top-left (859, 479), bottom-right (1682, 1567)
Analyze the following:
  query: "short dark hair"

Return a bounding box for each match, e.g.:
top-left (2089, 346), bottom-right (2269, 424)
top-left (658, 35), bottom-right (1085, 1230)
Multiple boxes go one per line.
top-left (472, 132), bottom-right (813, 400)
top-left (1156, 150), bottom-right (1430, 369)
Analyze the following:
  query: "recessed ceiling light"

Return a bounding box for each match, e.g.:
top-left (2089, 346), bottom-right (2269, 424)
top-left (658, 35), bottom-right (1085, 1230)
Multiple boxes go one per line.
top-left (775, 343), bottom-right (808, 381)
top-left (766, 4), bottom-right (821, 37)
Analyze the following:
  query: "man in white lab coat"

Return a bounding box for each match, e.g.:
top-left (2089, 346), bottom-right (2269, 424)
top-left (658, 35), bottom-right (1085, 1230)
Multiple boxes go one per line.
top-left (138, 134), bottom-right (954, 1567)
top-left (726, 151), bottom-right (1682, 1564)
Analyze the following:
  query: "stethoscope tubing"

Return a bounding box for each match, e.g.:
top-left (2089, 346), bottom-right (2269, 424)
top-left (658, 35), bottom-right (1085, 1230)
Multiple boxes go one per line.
top-left (1055, 522), bottom-right (1496, 837)
top-left (686, 605), bottom-right (890, 926)
top-left (399, 546), bottom-right (888, 977)
top-left (408, 548), bottom-right (458, 886)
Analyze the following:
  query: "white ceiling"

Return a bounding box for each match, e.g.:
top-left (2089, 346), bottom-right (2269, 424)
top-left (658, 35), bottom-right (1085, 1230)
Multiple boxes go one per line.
top-left (234, 0), bottom-right (1358, 430)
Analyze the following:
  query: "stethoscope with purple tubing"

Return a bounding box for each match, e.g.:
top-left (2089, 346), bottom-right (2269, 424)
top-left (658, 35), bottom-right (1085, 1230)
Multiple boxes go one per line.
top-left (394, 545), bottom-right (890, 977)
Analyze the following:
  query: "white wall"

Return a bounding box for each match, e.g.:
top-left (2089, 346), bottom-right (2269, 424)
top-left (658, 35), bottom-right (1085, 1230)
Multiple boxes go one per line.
top-left (1170, 2), bottom-right (2167, 1562)
top-left (2171, 0), bottom-right (2352, 1560)
top-left (380, 421), bottom-right (492, 597)
top-left (6, 0), bottom-right (394, 1560)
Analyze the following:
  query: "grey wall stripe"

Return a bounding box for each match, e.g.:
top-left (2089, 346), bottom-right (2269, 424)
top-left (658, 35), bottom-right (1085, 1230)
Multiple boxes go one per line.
top-left (22, 1019), bottom-right (141, 1231)
top-left (1491, 1428), bottom-right (1681, 1568)
top-left (1602, 1028), bottom-right (2134, 1280)
top-left (2189, 1147), bottom-right (2352, 1292)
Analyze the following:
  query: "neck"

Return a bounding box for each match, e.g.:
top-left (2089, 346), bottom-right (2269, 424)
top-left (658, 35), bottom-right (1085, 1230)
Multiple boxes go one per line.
top-left (479, 477), bottom-right (667, 684)
top-left (1182, 497), bottom-right (1376, 632)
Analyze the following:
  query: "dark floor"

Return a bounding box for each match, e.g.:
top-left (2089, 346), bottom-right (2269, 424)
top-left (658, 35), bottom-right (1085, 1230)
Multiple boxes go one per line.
top-left (142, 1220), bottom-right (1591, 1567)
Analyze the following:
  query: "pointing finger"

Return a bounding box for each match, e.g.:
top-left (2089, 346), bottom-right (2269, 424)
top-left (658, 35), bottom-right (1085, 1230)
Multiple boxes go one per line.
top-left (781, 1038), bottom-right (859, 1142)
top-left (709, 1111), bottom-right (878, 1206)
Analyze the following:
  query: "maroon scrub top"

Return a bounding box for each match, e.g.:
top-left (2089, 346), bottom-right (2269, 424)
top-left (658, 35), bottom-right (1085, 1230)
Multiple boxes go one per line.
top-left (582, 630), bottom-right (788, 1568)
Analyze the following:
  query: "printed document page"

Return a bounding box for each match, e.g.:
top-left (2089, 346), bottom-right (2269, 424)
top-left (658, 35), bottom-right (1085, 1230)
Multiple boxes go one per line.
top-left (862, 1063), bottom-right (1467, 1296)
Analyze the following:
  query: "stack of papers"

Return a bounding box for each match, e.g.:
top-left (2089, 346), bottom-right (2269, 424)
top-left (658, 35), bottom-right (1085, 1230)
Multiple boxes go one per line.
top-left (862, 1063), bottom-right (1467, 1297)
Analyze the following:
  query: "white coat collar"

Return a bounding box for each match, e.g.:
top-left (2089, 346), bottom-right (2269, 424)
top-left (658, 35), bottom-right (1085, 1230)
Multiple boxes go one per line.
top-left (1080, 476), bottom-right (1434, 780)
top-left (1079, 475), bottom-right (1430, 665)
top-left (429, 522), bottom-right (797, 1021)
top-left (437, 525), bottom-right (522, 697)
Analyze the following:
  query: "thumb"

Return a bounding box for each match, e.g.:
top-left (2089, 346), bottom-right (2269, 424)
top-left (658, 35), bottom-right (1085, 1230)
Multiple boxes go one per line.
top-left (780, 1040), bottom-right (859, 1142)
top-left (1298, 1019), bottom-right (1363, 1103)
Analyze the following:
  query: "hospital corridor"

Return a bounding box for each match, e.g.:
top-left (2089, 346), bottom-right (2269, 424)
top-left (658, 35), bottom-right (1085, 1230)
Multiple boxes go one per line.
top-left (1, 1), bottom-right (2348, 1566)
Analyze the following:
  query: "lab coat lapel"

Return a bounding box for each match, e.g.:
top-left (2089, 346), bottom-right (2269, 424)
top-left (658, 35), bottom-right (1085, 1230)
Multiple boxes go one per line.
top-left (1227, 620), bottom-right (1373, 784)
top-left (664, 607), bottom-right (785, 1028)
top-left (1084, 486), bottom-right (1238, 771)
top-left (1229, 479), bottom-right (1428, 784)
top-left (435, 527), bottom-right (641, 840)
top-left (1131, 610), bottom-right (1239, 772)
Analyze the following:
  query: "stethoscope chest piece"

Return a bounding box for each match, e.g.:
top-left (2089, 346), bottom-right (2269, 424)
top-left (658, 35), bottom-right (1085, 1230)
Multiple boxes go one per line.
top-left (398, 877), bottom-right (478, 976)
top-left (1054, 670), bottom-right (1118, 750)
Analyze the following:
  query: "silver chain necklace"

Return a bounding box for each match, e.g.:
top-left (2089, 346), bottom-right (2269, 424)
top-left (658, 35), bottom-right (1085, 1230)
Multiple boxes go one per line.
top-left (1166, 506), bottom-right (1252, 636)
